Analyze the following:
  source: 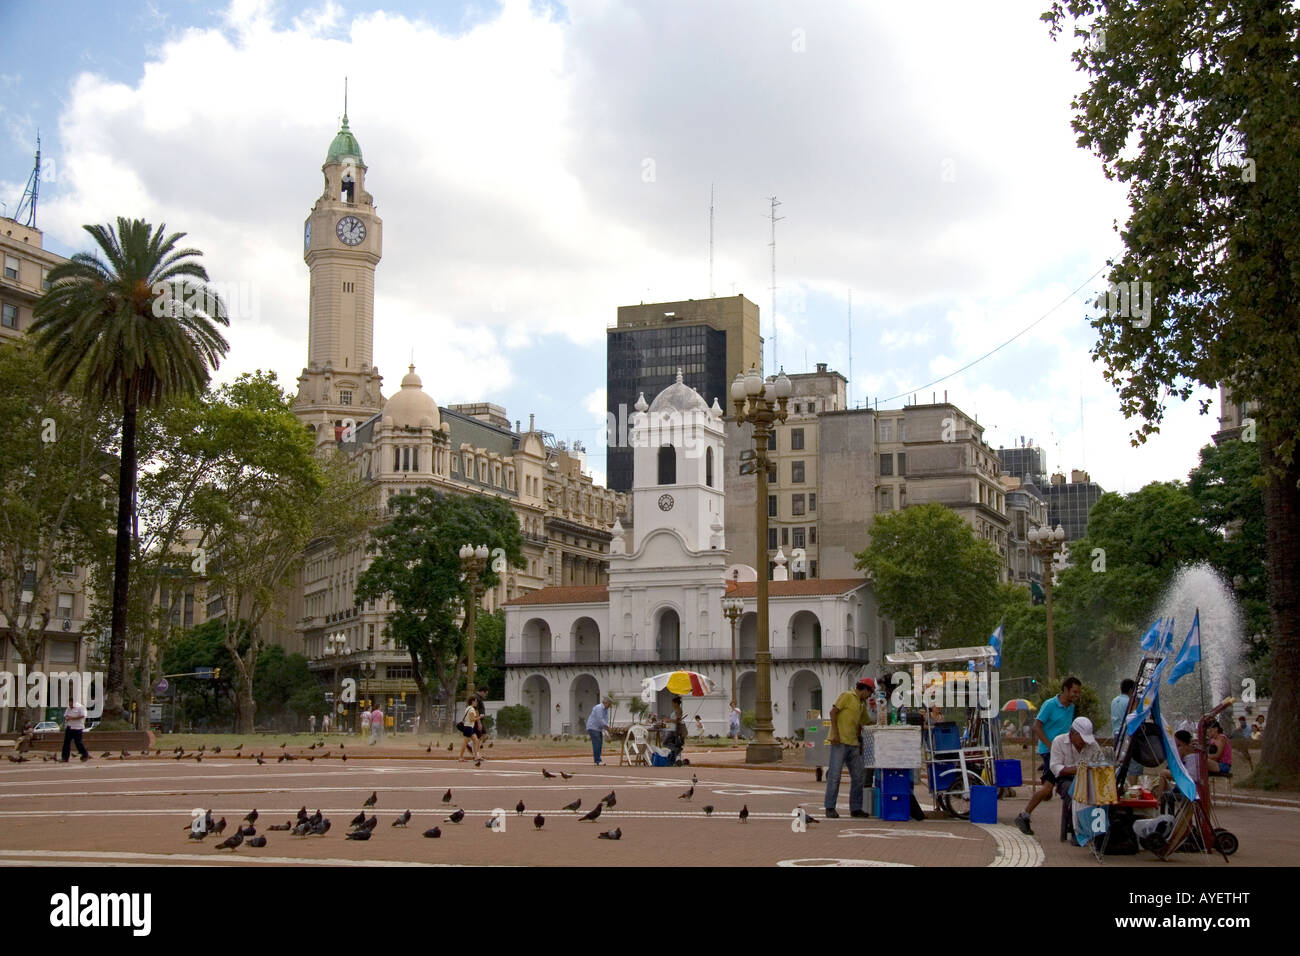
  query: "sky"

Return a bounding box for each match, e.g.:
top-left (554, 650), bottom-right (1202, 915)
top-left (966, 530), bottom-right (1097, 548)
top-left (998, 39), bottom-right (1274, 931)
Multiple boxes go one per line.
top-left (0, 0), bottom-right (1222, 493)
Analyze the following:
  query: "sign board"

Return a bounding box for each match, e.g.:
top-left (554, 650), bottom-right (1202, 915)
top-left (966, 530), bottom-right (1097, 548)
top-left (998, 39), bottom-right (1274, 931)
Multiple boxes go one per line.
top-left (195, 667), bottom-right (214, 680)
top-left (149, 704), bottom-right (163, 722)
top-left (894, 637), bottom-right (918, 653)
top-left (153, 678), bottom-right (168, 694)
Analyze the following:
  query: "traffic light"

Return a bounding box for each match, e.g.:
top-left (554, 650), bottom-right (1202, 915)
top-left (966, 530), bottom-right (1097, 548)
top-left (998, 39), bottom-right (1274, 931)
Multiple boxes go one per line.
top-left (213, 668), bottom-right (221, 680)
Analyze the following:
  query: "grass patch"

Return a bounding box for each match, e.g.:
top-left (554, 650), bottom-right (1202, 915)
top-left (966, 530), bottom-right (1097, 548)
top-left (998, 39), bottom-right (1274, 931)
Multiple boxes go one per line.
top-left (1240, 765), bottom-right (1300, 792)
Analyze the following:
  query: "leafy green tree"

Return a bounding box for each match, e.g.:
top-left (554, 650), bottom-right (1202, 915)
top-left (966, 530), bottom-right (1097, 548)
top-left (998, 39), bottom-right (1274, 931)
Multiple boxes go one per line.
top-left (356, 489), bottom-right (524, 729)
top-left (0, 347), bottom-right (115, 728)
top-left (495, 704), bottom-right (532, 738)
top-left (254, 645), bottom-right (322, 728)
top-left (855, 503), bottom-right (1003, 649)
top-left (1043, 0), bottom-right (1300, 782)
top-left (161, 618), bottom-right (237, 730)
top-left (474, 609), bottom-right (506, 701)
top-left (1188, 439), bottom-right (1271, 685)
top-left (30, 218), bottom-right (230, 722)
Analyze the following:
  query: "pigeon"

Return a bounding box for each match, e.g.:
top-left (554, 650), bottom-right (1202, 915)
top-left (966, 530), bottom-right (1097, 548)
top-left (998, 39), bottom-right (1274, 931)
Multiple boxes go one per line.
top-left (597, 828), bottom-right (622, 840)
top-left (392, 811), bottom-right (411, 828)
top-left (7, 755), bottom-right (27, 763)
top-left (679, 786), bottom-right (694, 800)
top-left (99, 752), bottom-right (110, 759)
top-left (739, 805), bottom-right (749, 823)
top-left (601, 791), bottom-right (616, 808)
top-left (214, 817), bottom-right (227, 835)
top-left (340, 743), bottom-right (345, 749)
top-left (426, 744), bottom-right (433, 753)
top-left (293, 821), bottom-right (312, 836)
top-left (581, 803), bottom-right (603, 822)
top-left (488, 742), bottom-right (494, 748)
top-left (447, 743), bottom-right (453, 751)
top-left (308, 756), bottom-right (315, 762)
top-left (559, 771), bottom-right (573, 780)
top-left (312, 819), bottom-right (332, 836)
top-left (198, 744), bottom-right (206, 753)
top-left (212, 746), bottom-right (221, 754)
top-left (309, 743), bottom-right (317, 750)
top-left (256, 754), bottom-right (264, 765)
top-left (799, 808), bottom-right (819, 826)
top-left (534, 814), bottom-right (545, 830)
top-left (234, 744), bottom-right (243, 752)
top-left (562, 798), bottom-right (582, 813)
top-left (246, 835), bottom-right (267, 848)
top-left (308, 810), bottom-right (323, 828)
top-left (215, 830), bottom-right (244, 850)
top-left (475, 758), bottom-right (482, 768)
top-left (119, 748), bottom-right (129, 759)
top-left (692, 773), bottom-right (698, 786)
top-left (268, 822), bottom-right (292, 831)
top-left (297, 806), bottom-right (309, 821)
top-left (446, 809), bottom-right (465, 824)
top-left (442, 788), bottom-right (452, 804)
top-left (349, 811), bottom-right (366, 828)
top-left (239, 825), bottom-right (256, 837)
top-left (174, 754), bottom-right (184, 761)
top-left (363, 791), bottom-right (377, 808)
top-left (195, 755), bottom-right (202, 763)
top-left (542, 768), bottom-right (556, 779)
top-left (280, 743), bottom-right (287, 749)
top-left (342, 754), bottom-right (347, 762)
top-left (703, 805), bottom-right (715, 816)
top-left (484, 818), bottom-right (496, 830)
top-left (277, 755), bottom-right (286, 763)
top-left (205, 811), bottom-right (216, 832)
top-left (423, 827), bottom-right (442, 838)
top-left (244, 810), bottom-right (258, 824)
top-left (516, 800), bottom-right (526, 816)
top-left (187, 829), bottom-right (206, 841)
top-left (346, 829), bottom-right (372, 841)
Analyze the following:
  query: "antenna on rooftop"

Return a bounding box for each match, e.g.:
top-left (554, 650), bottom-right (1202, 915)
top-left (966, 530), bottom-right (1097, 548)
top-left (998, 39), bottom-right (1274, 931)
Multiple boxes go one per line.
top-left (14, 133), bottom-right (41, 228)
top-left (767, 196), bottom-right (783, 372)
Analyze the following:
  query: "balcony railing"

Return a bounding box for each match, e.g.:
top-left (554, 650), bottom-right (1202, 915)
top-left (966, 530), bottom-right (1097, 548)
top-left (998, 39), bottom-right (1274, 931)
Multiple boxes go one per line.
top-left (505, 644), bottom-right (869, 666)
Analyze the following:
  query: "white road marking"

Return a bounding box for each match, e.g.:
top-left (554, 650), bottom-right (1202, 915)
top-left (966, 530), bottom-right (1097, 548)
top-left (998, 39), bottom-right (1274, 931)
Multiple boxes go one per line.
top-left (778, 858), bottom-right (913, 867)
top-left (0, 849), bottom-right (466, 867)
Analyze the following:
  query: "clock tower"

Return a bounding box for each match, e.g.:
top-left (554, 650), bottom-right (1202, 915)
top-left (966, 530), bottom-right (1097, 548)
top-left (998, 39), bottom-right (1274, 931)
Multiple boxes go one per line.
top-left (295, 105), bottom-right (385, 436)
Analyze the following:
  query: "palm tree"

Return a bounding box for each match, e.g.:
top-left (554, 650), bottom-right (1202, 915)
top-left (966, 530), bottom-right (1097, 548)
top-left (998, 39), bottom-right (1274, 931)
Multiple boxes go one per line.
top-left (31, 218), bottom-right (230, 724)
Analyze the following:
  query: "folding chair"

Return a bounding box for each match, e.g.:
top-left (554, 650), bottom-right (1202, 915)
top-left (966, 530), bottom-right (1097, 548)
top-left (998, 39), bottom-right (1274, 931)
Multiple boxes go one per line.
top-left (1209, 770), bottom-right (1233, 807)
top-left (622, 724), bottom-right (650, 767)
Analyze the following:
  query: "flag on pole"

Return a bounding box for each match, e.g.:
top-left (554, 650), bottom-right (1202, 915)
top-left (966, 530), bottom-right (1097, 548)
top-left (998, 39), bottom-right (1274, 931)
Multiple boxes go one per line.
top-left (1159, 617), bottom-right (1177, 655)
top-left (1125, 656), bottom-right (1168, 736)
top-left (988, 624), bottom-right (1003, 668)
top-left (1167, 610), bottom-right (1201, 685)
top-left (1152, 695), bottom-right (1197, 800)
top-left (1139, 618), bottom-right (1164, 651)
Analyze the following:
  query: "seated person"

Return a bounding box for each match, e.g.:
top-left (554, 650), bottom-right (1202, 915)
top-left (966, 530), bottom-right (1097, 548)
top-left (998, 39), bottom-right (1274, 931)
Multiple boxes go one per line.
top-left (1233, 716), bottom-right (1251, 739)
top-left (1206, 720), bottom-right (1232, 775)
top-left (1050, 717), bottom-right (1106, 793)
top-left (1153, 730), bottom-right (1197, 801)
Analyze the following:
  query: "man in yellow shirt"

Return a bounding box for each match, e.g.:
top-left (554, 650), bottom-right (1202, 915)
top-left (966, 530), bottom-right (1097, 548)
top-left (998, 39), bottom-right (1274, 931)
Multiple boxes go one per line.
top-left (823, 678), bottom-right (874, 818)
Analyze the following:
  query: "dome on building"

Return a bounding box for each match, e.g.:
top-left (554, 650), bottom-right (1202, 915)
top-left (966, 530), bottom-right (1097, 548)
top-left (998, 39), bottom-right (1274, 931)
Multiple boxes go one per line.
top-left (326, 115), bottom-right (364, 166)
top-left (382, 364), bottom-right (439, 428)
top-left (648, 369), bottom-right (710, 416)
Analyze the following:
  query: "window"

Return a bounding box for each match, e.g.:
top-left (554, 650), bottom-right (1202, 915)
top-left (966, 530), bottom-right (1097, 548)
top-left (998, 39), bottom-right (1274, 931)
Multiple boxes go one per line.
top-left (57, 593), bottom-right (74, 620)
top-left (879, 487), bottom-right (893, 510)
top-left (184, 593), bottom-right (194, 629)
top-left (880, 420), bottom-right (893, 443)
top-left (3, 256), bottom-right (18, 280)
top-left (794, 403), bottom-right (802, 414)
top-left (768, 495), bottom-right (777, 517)
top-left (880, 454), bottom-right (893, 476)
top-left (658, 445), bottom-right (676, 484)
top-left (393, 448), bottom-right (401, 471)
top-left (809, 526), bottom-right (817, 544)
top-left (343, 281), bottom-right (355, 293)
top-left (898, 421), bottom-right (907, 442)
top-left (41, 269), bottom-right (51, 291)
top-left (792, 527), bottom-right (805, 549)
top-left (1, 303), bottom-right (16, 329)
top-left (387, 664), bottom-right (413, 680)
top-left (791, 460), bottom-right (805, 483)
top-left (791, 428), bottom-right (804, 450)
top-left (791, 494), bottom-right (805, 516)
top-left (706, 447), bottom-right (714, 487)
top-left (781, 527), bottom-right (789, 546)
top-left (412, 447), bottom-right (419, 471)
top-left (810, 560), bottom-right (817, 578)
top-left (770, 430), bottom-right (777, 450)
top-left (767, 528), bottom-right (778, 550)
top-left (898, 453), bottom-right (907, 476)
top-left (767, 464), bottom-right (777, 483)
top-left (809, 493), bottom-right (817, 512)
top-left (339, 390), bottom-right (352, 406)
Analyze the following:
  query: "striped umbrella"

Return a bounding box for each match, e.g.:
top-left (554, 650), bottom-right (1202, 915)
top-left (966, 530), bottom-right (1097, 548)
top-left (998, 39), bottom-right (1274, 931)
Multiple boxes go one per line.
top-left (1002, 698), bottom-right (1038, 712)
top-left (640, 671), bottom-right (716, 703)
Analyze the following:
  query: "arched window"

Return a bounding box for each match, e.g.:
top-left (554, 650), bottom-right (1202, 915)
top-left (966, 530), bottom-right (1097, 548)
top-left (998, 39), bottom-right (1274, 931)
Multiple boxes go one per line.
top-left (658, 445), bottom-right (676, 485)
top-left (705, 447), bottom-right (714, 487)
top-left (393, 447), bottom-right (401, 471)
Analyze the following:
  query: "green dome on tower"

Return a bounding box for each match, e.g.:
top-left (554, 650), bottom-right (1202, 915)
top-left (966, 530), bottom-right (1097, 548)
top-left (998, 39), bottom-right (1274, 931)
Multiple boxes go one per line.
top-left (326, 114), bottom-right (364, 165)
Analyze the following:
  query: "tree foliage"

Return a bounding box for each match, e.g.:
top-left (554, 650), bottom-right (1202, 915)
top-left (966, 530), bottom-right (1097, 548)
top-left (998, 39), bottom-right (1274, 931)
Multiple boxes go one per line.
top-left (855, 503), bottom-right (1003, 649)
top-left (1043, 1), bottom-right (1300, 782)
top-left (356, 489), bottom-right (524, 727)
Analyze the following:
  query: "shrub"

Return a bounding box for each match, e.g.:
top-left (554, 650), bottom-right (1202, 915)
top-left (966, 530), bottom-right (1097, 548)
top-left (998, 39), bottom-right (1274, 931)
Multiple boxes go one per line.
top-left (741, 709), bottom-right (756, 729)
top-left (496, 704), bottom-right (532, 737)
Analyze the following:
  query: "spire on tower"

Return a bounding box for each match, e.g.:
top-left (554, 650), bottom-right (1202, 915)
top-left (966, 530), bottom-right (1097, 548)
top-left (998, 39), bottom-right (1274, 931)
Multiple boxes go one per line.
top-left (343, 77), bottom-right (349, 127)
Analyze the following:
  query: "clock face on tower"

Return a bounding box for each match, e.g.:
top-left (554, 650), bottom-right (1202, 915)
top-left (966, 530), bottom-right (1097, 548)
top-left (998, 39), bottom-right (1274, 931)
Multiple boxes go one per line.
top-left (658, 494), bottom-right (675, 512)
top-left (336, 216), bottom-right (367, 245)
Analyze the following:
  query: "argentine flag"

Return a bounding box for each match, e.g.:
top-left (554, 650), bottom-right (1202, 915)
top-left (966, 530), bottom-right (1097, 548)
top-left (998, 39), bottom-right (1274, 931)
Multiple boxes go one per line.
top-left (988, 624), bottom-right (1003, 668)
top-left (1167, 610), bottom-right (1201, 685)
top-left (1139, 618), bottom-right (1164, 651)
top-left (1159, 617), bottom-right (1177, 654)
top-left (1125, 656), bottom-right (1168, 736)
top-left (1152, 695), bottom-right (1197, 800)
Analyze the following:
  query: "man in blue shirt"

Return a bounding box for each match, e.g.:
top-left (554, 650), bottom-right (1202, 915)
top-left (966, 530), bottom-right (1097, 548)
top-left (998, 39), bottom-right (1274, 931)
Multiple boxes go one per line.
top-left (586, 695), bottom-right (613, 766)
top-left (1110, 679), bottom-right (1136, 741)
top-left (1015, 677), bottom-right (1082, 835)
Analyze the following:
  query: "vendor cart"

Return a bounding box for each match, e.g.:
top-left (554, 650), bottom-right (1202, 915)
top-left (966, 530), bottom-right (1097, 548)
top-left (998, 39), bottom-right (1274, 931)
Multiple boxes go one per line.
top-left (884, 645), bottom-right (1002, 819)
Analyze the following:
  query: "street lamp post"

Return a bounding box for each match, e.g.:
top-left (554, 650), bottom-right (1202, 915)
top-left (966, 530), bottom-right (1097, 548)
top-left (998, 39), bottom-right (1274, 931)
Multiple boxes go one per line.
top-left (325, 632), bottom-right (347, 732)
top-left (1027, 524), bottom-right (1067, 685)
top-left (459, 543), bottom-right (490, 699)
top-left (732, 365), bottom-right (792, 764)
top-left (722, 596), bottom-right (744, 706)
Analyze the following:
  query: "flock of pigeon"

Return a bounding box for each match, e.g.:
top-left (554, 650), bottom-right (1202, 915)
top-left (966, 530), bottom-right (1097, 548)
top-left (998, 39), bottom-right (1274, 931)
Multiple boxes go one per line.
top-left (183, 768), bottom-right (763, 851)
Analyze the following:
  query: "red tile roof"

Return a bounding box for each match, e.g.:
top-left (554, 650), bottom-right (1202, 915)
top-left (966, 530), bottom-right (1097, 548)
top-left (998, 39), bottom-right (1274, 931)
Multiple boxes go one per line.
top-left (504, 586), bottom-right (609, 606)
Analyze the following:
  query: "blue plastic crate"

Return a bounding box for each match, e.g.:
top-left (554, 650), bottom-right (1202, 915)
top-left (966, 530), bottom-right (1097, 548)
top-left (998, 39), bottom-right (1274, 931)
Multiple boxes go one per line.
top-left (879, 793), bottom-right (910, 821)
top-left (970, 785), bottom-right (998, 824)
top-left (928, 761), bottom-right (957, 793)
top-left (928, 722), bottom-right (961, 753)
top-left (879, 768), bottom-right (912, 796)
top-left (994, 758), bottom-right (1023, 787)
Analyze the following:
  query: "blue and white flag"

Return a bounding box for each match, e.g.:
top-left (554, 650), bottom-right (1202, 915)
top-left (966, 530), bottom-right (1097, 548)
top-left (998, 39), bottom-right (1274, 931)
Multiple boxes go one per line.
top-left (1167, 610), bottom-right (1201, 685)
top-left (988, 624), bottom-right (1003, 668)
top-left (1159, 617), bottom-right (1177, 655)
top-left (1139, 617), bottom-right (1164, 651)
top-left (1152, 695), bottom-right (1197, 801)
top-left (1125, 656), bottom-right (1168, 736)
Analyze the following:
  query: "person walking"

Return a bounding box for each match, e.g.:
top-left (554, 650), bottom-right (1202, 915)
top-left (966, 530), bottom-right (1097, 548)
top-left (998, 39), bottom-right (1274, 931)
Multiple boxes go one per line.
top-left (458, 696), bottom-right (480, 762)
top-left (586, 695), bottom-right (613, 766)
top-left (1110, 679), bottom-right (1135, 742)
top-left (322, 712), bottom-right (331, 735)
top-left (360, 707), bottom-right (372, 740)
top-left (309, 713), bottom-right (317, 735)
top-left (370, 705), bottom-right (384, 745)
top-left (729, 701), bottom-right (742, 746)
top-left (473, 690), bottom-right (489, 757)
top-left (1015, 676), bottom-right (1082, 835)
top-left (60, 691), bottom-right (91, 763)
top-left (823, 678), bottom-right (874, 819)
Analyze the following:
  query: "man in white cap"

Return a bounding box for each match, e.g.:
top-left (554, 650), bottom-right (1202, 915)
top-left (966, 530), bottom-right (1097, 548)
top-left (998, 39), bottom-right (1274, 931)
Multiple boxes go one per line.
top-left (1050, 717), bottom-right (1106, 787)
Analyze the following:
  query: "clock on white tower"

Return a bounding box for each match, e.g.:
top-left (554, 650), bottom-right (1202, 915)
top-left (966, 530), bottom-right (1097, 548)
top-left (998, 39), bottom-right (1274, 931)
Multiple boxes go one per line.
top-left (336, 216), bottom-right (366, 245)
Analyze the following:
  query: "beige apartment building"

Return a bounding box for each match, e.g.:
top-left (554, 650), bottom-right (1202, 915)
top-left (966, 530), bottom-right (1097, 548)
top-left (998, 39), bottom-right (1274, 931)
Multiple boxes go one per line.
top-left (0, 218), bottom-right (62, 346)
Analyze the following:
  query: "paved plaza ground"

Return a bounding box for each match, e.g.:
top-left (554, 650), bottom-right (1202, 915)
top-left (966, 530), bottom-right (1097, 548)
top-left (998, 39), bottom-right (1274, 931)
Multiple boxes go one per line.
top-left (2, 737), bottom-right (1296, 867)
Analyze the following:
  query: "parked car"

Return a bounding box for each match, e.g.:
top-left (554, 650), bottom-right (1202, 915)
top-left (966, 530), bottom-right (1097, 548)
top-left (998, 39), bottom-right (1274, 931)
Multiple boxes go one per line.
top-left (32, 721), bottom-right (59, 732)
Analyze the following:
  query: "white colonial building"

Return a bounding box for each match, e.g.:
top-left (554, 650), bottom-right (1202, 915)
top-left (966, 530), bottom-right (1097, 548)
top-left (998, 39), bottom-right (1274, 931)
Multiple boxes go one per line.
top-left (504, 373), bottom-right (885, 738)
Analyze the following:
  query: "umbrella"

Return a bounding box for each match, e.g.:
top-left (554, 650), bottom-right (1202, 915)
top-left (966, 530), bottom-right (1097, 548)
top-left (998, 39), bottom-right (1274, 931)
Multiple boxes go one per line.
top-left (1002, 699), bottom-right (1038, 712)
top-left (641, 671), bottom-right (716, 703)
